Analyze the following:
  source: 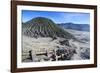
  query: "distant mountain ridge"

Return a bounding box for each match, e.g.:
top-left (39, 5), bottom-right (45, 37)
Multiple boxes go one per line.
top-left (57, 23), bottom-right (90, 31)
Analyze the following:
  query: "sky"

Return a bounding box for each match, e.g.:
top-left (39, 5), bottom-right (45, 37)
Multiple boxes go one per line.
top-left (22, 10), bottom-right (90, 24)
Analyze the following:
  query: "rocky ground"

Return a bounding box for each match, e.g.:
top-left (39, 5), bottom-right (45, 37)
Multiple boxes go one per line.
top-left (22, 29), bottom-right (90, 62)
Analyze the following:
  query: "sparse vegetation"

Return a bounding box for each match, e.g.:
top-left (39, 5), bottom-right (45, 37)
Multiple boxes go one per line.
top-left (23, 17), bottom-right (75, 39)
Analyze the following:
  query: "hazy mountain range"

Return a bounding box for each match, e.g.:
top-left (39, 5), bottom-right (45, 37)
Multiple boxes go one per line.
top-left (57, 23), bottom-right (90, 31)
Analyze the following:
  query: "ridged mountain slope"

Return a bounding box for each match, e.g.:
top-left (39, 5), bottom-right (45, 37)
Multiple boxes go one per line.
top-left (22, 17), bottom-right (75, 39)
